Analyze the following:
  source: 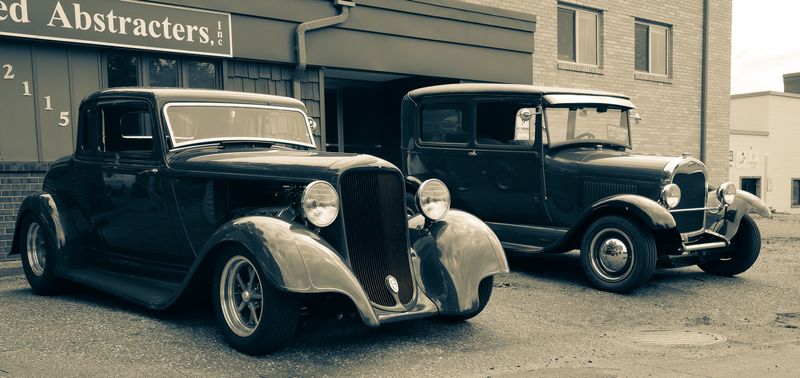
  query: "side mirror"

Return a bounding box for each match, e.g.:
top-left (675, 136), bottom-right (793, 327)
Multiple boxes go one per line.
top-left (629, 112), bottom-right (642, 124)
top-left (307, 117), bottom-right (318, 133)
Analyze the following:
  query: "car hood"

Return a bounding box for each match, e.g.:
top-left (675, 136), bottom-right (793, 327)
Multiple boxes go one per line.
top-left (554, 148), bottom-right (674, 182)
top-left (168, 147), bottom-right (398, 183)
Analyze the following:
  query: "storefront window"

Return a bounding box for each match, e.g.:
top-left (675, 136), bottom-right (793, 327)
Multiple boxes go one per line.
top-left (105, 52), bottom-right (219, 89)
top-left (185, 61), bottom-right (218, 89)
top-left (148, 58), bottom-right (179, 87)
top-left (107, 53), bottom-right (139, 88)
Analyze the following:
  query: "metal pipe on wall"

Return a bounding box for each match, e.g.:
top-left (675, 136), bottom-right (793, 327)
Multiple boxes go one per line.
top-left (699, 0), bottom-right (709, 162)
top-left (293, 1), bottom-right (354, 100)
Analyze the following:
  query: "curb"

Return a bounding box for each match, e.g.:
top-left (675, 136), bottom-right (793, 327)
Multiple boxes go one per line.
top-left (0, 260), bottom-right (22, 270)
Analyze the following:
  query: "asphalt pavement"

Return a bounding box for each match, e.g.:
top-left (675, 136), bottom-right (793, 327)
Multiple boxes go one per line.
top-left (1, 215), bottom-right (799, 377)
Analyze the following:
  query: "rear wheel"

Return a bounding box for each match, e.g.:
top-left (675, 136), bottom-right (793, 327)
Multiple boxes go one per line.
top-left (580, 216), bottom-right (657, 293)
top-left (212, 247), bottom-right (298, 355)
top-left (698, 214), bottom-right (761, 276)
top-left (19, 214), bottom-right (66, 295)
top-left (439, 276), bottom-right (494, 322)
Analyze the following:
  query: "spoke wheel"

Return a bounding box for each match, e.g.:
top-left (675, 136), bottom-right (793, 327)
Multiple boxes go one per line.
top-left (26, 222), bottom-right (47, 277)
top-left (220, 256), bottom-right (264, 337)
top-left (580, 216), bottom-right (656, 293)
top-left (19, 214), bottom-right (67, 295)
top-left (212, 247), bottom-right (298, 355)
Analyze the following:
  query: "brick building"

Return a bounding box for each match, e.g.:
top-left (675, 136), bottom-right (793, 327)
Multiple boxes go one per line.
top-left (0, 0), bottom-right (731, 260)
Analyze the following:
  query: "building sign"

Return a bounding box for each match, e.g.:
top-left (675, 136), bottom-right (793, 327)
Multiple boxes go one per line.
top-left (0, 0), bottom-right (232, 57)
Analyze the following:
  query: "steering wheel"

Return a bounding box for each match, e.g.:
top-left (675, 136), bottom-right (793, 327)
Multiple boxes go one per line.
top-left (574, 132), bottom-right (596, 139)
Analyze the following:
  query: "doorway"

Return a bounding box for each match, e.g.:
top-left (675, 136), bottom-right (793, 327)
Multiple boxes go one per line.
top-left (323, 69), bottom-right (456, 167)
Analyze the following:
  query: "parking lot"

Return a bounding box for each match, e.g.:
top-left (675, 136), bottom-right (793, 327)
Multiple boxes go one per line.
top-left (1, 214), bottom-right (798, 377)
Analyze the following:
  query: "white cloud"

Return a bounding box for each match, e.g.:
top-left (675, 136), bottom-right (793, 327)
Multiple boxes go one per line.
top-left (731, 0), bottom-right (800, 94)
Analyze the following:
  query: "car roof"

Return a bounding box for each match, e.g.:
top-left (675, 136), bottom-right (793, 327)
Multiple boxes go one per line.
top-left (84, 87), bottom-right (307, 110)
top-left (406, 83), bottom-right (630, 101)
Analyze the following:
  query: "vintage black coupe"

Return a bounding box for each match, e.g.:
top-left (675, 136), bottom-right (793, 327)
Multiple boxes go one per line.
top-left (401, 84), bottom-right (770, 293)
top-left (11, 88), bottom-right (509, 354)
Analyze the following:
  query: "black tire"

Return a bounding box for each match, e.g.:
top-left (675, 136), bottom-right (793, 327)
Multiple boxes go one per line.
top-left (18, 213), bottom-right (67, 296)
top-left (439, 276), bottom-right (494, 322)
top-left (212, 246), bottom-right (298, 355)
top-left (580, 216), bottom-right (657, 293)
top-left (698, 214), bottom-right (761, 276)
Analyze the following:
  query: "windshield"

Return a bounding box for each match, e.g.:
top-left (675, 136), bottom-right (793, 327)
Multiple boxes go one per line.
top-left (164, 103), bottom-right (314, 148)
top-left (544, 106), bottom-right (631, 147)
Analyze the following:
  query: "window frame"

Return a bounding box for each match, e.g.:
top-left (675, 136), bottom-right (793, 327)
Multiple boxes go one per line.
top-left (417, 103), bottom-right (472, 147)
top-left (77, 98), bottom-right (161, 162)
top-left (791, 178), bottom-right (800, 208)
top-left (473, 99), bottom-right (540, 150)
top-left (557, 4), bottom-right (601, 67)
top-left (102, 51), bottom-right (221, 89)
top-left (740, 176), bottom-right (762, 199)
top-left (634, 20), bottom-right (671, 76)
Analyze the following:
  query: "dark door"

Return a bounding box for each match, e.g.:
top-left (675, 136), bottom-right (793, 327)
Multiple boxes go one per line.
top-left (74, 99), bottom-right (187, 266)
top-left (469, 100), bottom-right (545, 225)
top-left (411, 102), bottom-right (482, 213)
top-left (740, 177), bottom-right (761, 198)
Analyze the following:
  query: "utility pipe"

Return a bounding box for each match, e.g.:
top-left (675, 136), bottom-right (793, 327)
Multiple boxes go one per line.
top-left (699, 0), bottom-right (709, 162)
top-left (293, 2), bottom-right (353, 100)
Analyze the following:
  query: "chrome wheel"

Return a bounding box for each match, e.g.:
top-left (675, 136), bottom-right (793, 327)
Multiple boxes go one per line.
top-left (219, 256), bottom-right (264, 337)
top-left (589, 228), bottom-right (634, 282)
top-left (25, 222), bottom-right (47, 277)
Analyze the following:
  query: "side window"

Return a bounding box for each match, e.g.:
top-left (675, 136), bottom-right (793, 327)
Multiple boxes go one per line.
top-left (476, 102), bottom-right (538, 147)
top-left (420, 105), bottom-right (469, 144)
top-left (79, 101), bottom-right (155, 158)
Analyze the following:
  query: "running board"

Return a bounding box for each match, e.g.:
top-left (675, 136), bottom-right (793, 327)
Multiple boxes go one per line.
top-left (501, 242), bottom-right (544, 254)
top-left (60, 267), bottom-right (181, 310)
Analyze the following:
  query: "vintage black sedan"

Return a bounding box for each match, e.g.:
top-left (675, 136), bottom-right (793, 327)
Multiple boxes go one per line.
top-left (10, 88), bottom-right (509, 354)
top-left (401, 83), bottom-right (770, 293)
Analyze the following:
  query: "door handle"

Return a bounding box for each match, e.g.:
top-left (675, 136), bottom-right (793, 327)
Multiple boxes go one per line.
top-left (137, 168), bottom-right (159, 176)
top-left (467, 150), bottom-right (478, 157)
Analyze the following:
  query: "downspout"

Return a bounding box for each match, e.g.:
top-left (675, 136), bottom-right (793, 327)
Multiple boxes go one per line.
top-left (293, 1), bottom-right (354, 100)
top-left (699, 0), bottom-right (710, 162)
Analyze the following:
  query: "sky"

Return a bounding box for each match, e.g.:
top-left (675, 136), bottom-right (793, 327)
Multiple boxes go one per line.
top-left (731, 0), bottom-right (800, 94)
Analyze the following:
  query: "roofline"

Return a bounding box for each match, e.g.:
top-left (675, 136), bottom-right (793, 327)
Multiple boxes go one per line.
top-left (731, 91), bottom-right (800, 100)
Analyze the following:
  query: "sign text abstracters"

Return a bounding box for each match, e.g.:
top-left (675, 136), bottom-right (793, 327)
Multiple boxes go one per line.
top-left (0, 0), bottom-right (232, 57)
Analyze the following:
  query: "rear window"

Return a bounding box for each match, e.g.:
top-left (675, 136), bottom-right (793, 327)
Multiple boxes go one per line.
top-left (420, 106), bottom-right (469, 144)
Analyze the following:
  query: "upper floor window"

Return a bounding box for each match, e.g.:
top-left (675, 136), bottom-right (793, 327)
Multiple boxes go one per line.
top-left (558, 5), bottom-right (599, 66)
top-left (105, 52), bottom-right (220, 89)
top-left (635, 21), bottom-right (670, 76)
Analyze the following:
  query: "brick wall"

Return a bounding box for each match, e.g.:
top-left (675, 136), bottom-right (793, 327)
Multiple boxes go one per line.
top-left (0, 163), bottom-right (48, 261)
top-left (460, 0), bottom-right (732, 185)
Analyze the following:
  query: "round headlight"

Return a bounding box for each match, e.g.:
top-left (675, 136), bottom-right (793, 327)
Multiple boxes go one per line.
top-left (660, 183), bottom-right (682, 209)
top-left (717, 182), bottom-right (736, 206)
top-left (301, 181), bottom-right (339, 227)
top-left (416, 179), bottom-right (451, 221)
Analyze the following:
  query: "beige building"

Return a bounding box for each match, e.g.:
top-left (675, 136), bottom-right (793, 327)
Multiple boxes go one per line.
top-left (464, 0), bottom-right (732, 185)
top-left (729, 73), bottom-right (800, 213)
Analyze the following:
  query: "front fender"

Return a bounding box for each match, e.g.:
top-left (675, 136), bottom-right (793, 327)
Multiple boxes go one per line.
top-left (590, 194), bottom-right (677, 229)
top-left (11, 193), bottom-right (82, 272)
top-left (198, 216), bottom-right (378, 326)
top-left (706, 189), bottom-right (771, 240)
top-left (408, 210), bottom-right (509, 315)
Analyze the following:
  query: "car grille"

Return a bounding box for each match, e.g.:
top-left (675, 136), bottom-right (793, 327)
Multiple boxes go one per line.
top-left (339, 170), bottom-right (414, 307)
top-left (671, 171), bottom-right (706, 233)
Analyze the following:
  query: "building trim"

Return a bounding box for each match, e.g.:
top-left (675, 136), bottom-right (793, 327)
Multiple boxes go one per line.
top-left (731, 91), bottom-right (800, 100)
top-left (730, 130), bottom-right (769, 136)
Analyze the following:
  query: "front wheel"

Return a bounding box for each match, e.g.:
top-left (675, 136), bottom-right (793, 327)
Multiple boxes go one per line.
top-left (580, 216), bottom-right (657, 293)
top-left (212, 247), bottom-right (298, 355)
top-left (698, 214), bottom-right (761, 276)
top-left (439, 276), bottom-right (494, 322)
top-left (19, 214), bottom-right (67, 295)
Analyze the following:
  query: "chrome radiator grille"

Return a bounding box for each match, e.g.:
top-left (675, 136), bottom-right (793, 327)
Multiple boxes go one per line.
top-left (672, 171), bottom-right (706, 233)
top-left (339, 170), bottom-right (414, 307)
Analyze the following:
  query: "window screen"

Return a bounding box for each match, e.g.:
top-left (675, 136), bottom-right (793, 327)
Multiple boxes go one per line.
top-left (421, 107), bottom-right (469, 144)
top-left (635, 23), bottom-right (649, 72)
top-left (558, 9), bottom-right (576, 62)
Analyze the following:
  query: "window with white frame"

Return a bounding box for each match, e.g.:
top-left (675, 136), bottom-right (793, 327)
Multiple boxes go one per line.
top-left (557, 5), bottom-right (599, 66)
top-left (635, 21), bottom-right (670, 76)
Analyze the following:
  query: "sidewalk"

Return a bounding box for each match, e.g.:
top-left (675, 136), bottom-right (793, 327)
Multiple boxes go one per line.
top-left (0, 258), bottom-right (22, 276)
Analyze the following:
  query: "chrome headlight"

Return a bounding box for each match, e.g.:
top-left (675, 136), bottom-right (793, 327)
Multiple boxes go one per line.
top-left (717, 182), bottom-right (736, 206)
top-left (660, 183), bottom-right (682, 209)
top-left (416, 179), bottom-right (451, 221)
top-left (301, 181), bottom-right (339, 227)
